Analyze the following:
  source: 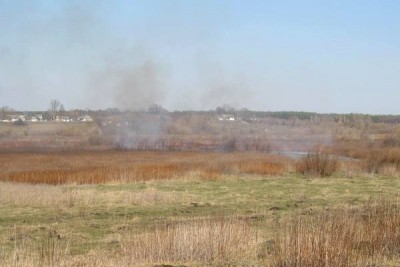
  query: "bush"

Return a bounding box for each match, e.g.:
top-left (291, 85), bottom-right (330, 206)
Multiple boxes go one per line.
top-left (88, 134), bottom-right (105, 146)
top-left (223, 138), bottom-right (237, 152)
top-left (13, 118), bottom-right (27, 126)
top-left (296, 147), bottom-right (338, 177)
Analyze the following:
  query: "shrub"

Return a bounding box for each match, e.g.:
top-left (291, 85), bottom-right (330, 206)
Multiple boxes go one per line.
top-left (88, 134), bottom-right (105, 145)
top-left (13, 118), bottom-right (27, 126)
top-left (223, 138), bottom-right (237, 152)
top-left (296, 146), bottom-right (338, 177)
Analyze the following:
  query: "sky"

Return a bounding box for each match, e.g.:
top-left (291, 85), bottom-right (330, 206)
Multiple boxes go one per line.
top-left (0, 0), bottom-right (399, 114)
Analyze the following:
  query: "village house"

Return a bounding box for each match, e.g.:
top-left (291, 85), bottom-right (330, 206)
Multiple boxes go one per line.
top-left (8, 114), bottom-right (26, 122)
top-left (55, 115), bottom-right (72, 122)
top-left (78, 115), bottom-right (93, 122)
top-left (29, 114), bottom-right (44, 122)
top-left (218, 114), bottom-right (236, 121)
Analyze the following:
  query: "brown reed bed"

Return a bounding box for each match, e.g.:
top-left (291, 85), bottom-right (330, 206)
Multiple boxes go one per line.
top-left (362, 148), bottom-right (400, 174)
top-left (0, 151), bottom-right (290, 185)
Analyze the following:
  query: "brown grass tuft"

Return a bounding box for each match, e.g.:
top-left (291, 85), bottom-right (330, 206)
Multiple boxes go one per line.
top-left (120, 216), bottom-right (259, 265)
top-left (362, 148), bottom-right (400, 174)
top-left (268, 199), bottom-right (400, 266)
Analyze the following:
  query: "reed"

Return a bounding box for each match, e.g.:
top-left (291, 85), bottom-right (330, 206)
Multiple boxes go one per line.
top-left (0, 151), bottom-right (289, 185)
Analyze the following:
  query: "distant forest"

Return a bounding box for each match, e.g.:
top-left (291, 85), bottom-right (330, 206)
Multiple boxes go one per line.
top-left (2, 103), bottom-right (400, 124)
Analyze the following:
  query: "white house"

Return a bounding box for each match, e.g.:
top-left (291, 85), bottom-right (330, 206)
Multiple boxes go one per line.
top-left (218, 114), bottom-right (235, 121)
top-left (55, 116), bottom-right (72, 122)
top-left (78, 115), bottom-right (93, 122)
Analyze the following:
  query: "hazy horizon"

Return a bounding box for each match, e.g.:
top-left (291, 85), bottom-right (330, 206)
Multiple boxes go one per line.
top-left (1, 1), bottom-right (400, 114)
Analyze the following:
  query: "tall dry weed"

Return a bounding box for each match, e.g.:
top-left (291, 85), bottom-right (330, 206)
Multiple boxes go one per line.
top-left (1, 226), bottom-right (69, 267)
top-left (267, 199), bottom-right (400, 266)
top-left (120, 216), bottom-right (259, 265)
top-left (362, 148), bottom-right (400, 174)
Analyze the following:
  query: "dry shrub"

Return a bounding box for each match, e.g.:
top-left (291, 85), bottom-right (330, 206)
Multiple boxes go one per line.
top-left (362, 148), bottom-right (400, 174)
top-left (268, 200), bottom-right (400, 266)
top-left (120, 217), bottom-right (259, 265)
top-left (296, 147), bottom-right (338, 177)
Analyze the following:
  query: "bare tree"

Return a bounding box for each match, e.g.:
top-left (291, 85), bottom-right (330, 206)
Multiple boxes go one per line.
top-left (59, 104), bottom-right (65, 115)
top-left (48, 99), bottom-right (63, 119)
top-left (49, 99), bottom-right (61, 112)
top-left (148, 104), bottom-right (167, 114)
top-left (0, 106), bottom-right (12, 119)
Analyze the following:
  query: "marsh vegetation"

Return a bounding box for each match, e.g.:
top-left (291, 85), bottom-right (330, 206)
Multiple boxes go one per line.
top-left (1, 112), bottom-right (400, 266)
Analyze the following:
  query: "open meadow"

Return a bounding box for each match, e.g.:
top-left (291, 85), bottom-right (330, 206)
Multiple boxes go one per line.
top-left (0, 148), bottom-right (399, 266)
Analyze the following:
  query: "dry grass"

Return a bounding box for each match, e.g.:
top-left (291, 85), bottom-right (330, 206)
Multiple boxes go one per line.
top-left (362, 148), bottom-right (400, 175)
top-left (340, 159), bottom-right (364, 177)
top-left (2, 200), bottom-right (400, 266)
top-left (332, 132), bottom-right (400, 175)
top-left (337, 145), bottom-right (400, 175)
top-left (0, 177), bottom-right (399, 266)
top-left (237, 161), bottom-right (287, 176)
top-left (120, 216), bottom-right (259, 265)
top-left (0, 151), bottom-right (289, 185)
top-left (0, 182), bottom-right (181, 207)
top-left (267, 199), bottom-right (400, 266)
top-left (1, 217), bottom-right (259, 267)
top-left (1, 226), bottom-right (70, 267)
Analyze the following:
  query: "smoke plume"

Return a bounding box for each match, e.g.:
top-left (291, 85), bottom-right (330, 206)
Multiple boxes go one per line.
top-left (91, 59), bottom-right (164, 110)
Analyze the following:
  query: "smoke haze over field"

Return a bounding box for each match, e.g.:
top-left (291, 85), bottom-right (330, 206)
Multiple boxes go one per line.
top-left (1, 1), bottom-right (400, 114)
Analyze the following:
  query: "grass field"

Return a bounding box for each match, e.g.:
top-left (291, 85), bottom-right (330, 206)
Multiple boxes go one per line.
top-left (0, 151), bottom-right (399, 266)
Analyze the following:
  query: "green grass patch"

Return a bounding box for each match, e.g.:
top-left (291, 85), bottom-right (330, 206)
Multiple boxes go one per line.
top-left (0, 175), bottom-right (399, 257)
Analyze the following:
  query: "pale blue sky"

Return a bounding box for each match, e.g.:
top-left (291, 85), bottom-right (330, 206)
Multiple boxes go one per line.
top-left (0, 1), bottom-right (399, 113)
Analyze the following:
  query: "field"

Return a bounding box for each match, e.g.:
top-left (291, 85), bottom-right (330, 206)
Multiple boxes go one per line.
top-left (3, 0), bottom-right (400, 265)
top-left (1, 113), bottom-right (400, 266)
top-left (0, 150), bottom-right (399, 266)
